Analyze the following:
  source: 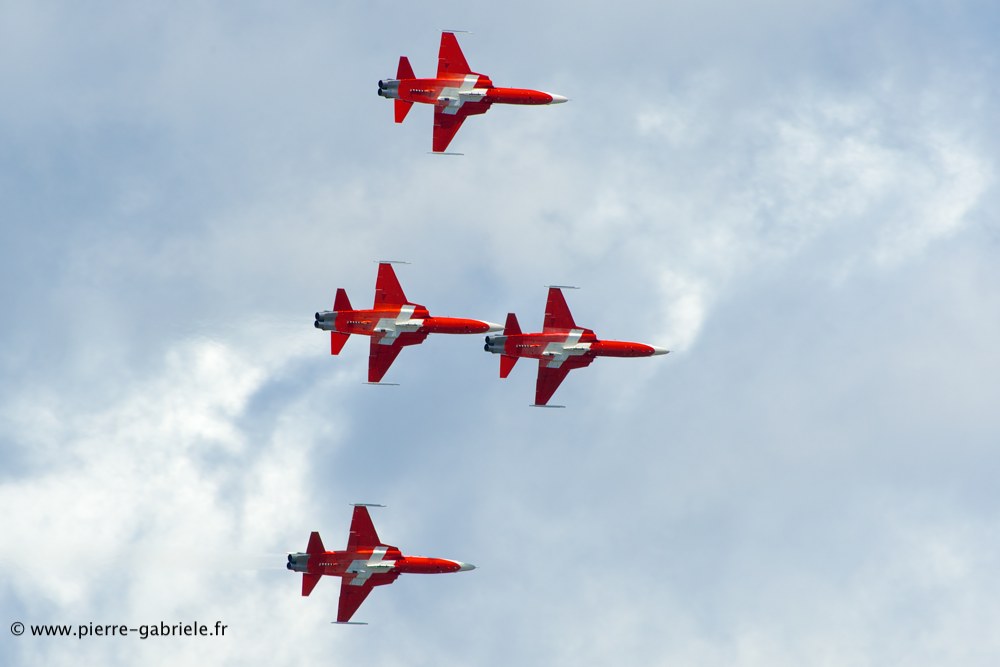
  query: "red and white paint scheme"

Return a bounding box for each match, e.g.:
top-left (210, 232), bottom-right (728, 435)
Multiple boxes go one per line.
top-left (315, 262), bottom-right (502, 383)
top-left (484, 287), bottom-right (669, 407)
top-left (377, 31), bottom-right (568, 153)
top-left (288, 504), bottom-right (475, 624)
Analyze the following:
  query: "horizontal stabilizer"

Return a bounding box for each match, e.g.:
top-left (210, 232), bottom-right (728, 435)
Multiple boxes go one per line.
top-left (395, 99), bottom-right (413, 123)
top-left (503, 312), bottom-right (521, 336)
top-left (331, 332), bottom-right (349, 355)
top-left (396, 56), bottom-right (415, 80)
top-left (334, 288), bottom-right (352, 312)
top-left (307, 531), bottom-right (325, 555)
top-left (500, 354), bottom-right (518, 379)
top-left (302, 573), bottom-right (322, 596)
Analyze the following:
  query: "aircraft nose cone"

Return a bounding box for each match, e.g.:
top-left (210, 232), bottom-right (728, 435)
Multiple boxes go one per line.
top-left (457, 562), bottom-right (476, 572)
top-left (651, 346), bottom-right (670, 356)
top-left (548, 93), bottom-right (569, 104)
top-left (485, 322), bottom-right (504, 333)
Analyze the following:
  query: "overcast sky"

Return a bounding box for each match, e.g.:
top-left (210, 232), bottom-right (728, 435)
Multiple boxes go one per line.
top-left (3, 1), bottom-right (1000, 665)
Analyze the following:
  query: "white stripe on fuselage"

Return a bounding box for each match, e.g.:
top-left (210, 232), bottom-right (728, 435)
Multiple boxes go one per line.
top-left (542, 329), bottom-right (591, 368)
top-left (439, 75), bottom-right (486, 115)
top-left (347, 546), bottom-right (396, 586)
top-left (374, 305), bottom-right (424, 345)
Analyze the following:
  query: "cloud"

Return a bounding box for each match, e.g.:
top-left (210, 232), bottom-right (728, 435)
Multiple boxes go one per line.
top-left (3, 2), bottom-right (1000, 665)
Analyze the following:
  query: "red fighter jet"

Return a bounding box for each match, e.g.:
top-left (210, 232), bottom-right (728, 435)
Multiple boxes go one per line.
top-left (377, 31), bottom-right (568, 153)
top-left (484, 287), bottom-right (670, 407)
top-left (314, 262), bottom-right (502, 383)
top-left (287, 504), bottom-right (476, 624)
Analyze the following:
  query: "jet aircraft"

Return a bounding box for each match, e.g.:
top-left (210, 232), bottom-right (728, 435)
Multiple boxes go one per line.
top-left (287, 504), bottom-right (475, 624)
top-left (377, 31), bottom-right (568, 153)
top-left (314, 262), bottom-right (502, 383)
top-left (484, 287), bottom-right (669, 406)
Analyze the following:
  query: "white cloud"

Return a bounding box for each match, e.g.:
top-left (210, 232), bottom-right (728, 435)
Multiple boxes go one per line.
top-left (3, 2), bottom-right (1000, 665)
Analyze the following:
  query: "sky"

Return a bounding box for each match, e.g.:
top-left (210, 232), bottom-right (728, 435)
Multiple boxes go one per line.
top-left (2, 1), bottom-right (1000, 665)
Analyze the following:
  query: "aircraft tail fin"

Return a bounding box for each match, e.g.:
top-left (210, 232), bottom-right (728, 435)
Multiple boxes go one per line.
top-left (331, 332), bottom-right (349, 355)
top-left (499, 313), bottom-right (520, 378)
top-left (307, 531), bottom-right (325, 555)
top-left (334, 288), bottom-right (352, 312)
top-left (395, 99), bottom-right (414, 123)
top-left (301, 531), bottom-right (326, 596)
top-left (503, 312), bottom-right (522, 336)
top-left (396, 56), bottom-right (415, 80)
top-left (330, 289), bottom-right (352, 354)
top-left (302, 573), bottom-right (321, 596)
top-left (500, 354), bottom-right (518, 378)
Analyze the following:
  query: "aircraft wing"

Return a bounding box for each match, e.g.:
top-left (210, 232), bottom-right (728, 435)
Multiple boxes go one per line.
top-left (542, 288), bottom-right (578, 331)
top-left (433, 107), bottom-right (468, 153)
top-left (368, 337), bottom-right (406, 383)
top-left (374, 262), bottom-right (409, 307)
top-left (437, 31), bottom-right (472, 77)
top-left (337, 571), bottom-right (402, 623)
top-left (535, 356), bottom-right (593, 406)
top-left (337, 578), bottom-right (374, 623)
top-left (347, 505), bottom-right (382, 551)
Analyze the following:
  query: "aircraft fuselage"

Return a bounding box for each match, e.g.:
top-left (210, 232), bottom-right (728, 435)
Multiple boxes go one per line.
top-left (316, 305), bottom-right (497, 339)
top-left (381, 75), bottom-right (564, 109)
top-left (486, 331), bottom-right (668, 361)
top-left (288, 547), bottom-right (472, 579)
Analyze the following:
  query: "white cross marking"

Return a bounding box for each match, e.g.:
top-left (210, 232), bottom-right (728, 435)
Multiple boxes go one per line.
top-left (347, 546), bottom-right (396, 586)
top-left (543, 329), bottom-right (591, 368)
top-left (439, 75), bottom-right (484, 115)
top-left (374, 305), bottom-right (424, 345)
